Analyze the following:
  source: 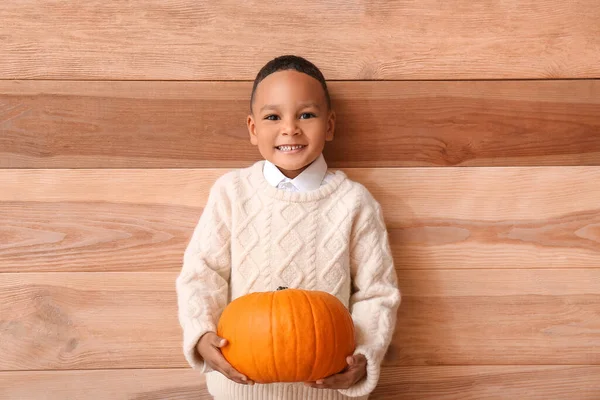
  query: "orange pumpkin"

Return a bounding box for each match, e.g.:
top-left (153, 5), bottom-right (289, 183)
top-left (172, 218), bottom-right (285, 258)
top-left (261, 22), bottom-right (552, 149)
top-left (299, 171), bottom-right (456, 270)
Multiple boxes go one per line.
top-left (217, 287), bottom-right (355, 383)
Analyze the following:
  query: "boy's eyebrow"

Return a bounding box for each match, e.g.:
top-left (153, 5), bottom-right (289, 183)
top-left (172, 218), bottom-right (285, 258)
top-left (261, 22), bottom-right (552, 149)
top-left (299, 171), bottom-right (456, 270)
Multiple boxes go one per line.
top-left (259, 103), bottom-right (321, 113)
top-left (260, 104), bottom-right (280, 113)
top-left (298, 102), bottom-right (321, 110)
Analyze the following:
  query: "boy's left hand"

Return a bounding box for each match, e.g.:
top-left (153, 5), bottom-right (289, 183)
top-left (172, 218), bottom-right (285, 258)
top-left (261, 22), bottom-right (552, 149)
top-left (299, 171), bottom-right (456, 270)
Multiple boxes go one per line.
top-left (304, 354), bottom-right (367, 390)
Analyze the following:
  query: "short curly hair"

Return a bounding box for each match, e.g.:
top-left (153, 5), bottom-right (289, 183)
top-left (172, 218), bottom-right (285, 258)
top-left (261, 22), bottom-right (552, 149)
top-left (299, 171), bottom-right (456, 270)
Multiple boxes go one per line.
top-left (250, 55), bottom-right (331, 113)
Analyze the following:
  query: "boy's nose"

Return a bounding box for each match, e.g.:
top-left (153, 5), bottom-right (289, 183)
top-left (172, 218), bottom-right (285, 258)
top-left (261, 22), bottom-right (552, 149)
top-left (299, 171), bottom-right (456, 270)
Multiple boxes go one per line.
top-left (282, 130), bottom-right (300, 136)
top-left (281, 119), bottom-right (300, 136)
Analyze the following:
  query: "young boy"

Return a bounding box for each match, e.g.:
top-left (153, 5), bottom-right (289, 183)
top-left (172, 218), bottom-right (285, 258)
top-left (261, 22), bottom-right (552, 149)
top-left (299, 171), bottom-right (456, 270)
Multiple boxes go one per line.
top-left (176, 55), bottom-right (400, 400)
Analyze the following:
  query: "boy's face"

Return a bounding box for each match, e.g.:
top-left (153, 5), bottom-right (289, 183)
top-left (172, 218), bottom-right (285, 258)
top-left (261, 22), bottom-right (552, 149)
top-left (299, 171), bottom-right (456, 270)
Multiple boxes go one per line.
top-left (247, 70), bottom-right (335, 179)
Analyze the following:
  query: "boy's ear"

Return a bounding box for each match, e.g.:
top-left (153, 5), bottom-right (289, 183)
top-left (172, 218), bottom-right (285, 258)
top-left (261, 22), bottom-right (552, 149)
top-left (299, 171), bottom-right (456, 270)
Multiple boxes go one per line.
top-left (326, 110), bottom-right (336, 141)
top-left (247, 114), bottom-right (258, 146)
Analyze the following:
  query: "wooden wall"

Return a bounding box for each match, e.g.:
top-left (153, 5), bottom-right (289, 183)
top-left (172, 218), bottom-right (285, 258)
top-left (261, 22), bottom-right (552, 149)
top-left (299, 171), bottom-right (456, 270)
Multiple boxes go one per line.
top-left (1, 1), bottom-right (599, 399)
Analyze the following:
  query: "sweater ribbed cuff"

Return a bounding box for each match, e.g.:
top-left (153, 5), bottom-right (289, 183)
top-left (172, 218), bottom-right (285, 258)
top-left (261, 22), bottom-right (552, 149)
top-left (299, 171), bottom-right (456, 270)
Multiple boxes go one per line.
top-left (183, 324), bottom-right (216, 374)
top-left (337, 347), bottom-right (380, 398)
top-left (207, 373), bottom-right (369, 400)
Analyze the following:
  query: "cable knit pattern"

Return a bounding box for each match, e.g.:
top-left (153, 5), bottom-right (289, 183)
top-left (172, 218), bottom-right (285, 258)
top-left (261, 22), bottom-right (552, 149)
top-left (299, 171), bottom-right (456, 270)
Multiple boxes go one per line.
top-left (176, 160), bottom-right (401, 400)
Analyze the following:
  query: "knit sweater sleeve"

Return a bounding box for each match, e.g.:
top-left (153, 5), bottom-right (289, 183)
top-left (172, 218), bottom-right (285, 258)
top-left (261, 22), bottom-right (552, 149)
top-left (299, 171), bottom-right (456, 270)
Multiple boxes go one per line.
top-left (175, 174), bottom-right (233, 373)
top-left (338, 187), bottom-right (401, 398)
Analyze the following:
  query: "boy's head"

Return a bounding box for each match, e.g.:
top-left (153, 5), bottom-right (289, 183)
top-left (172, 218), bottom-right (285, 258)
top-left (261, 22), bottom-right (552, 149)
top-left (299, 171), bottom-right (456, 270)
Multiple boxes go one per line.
top-left (247, 55), bottom-right (335, 179)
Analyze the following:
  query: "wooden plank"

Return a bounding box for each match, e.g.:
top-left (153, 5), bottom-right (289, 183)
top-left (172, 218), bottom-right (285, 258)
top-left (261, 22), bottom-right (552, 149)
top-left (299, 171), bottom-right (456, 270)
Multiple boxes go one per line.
top-left (1, 167), bottom-right (600, 272)
top-left (1, 1), bottom-right (599, 80)
top-left (0, 369), bottom-right (210, 400)
top-left (2, 200), bottom-right (599, 272)
top-left (1, 271), bottom-right (598, 370)
top-left (372, 366), bottom-right (600, 400)
top-left (0, 273), bottom-right (185, 371)
top-left (2, 80), bottom-right (600, 168)
top-left (3, 168), bottom-right (600, 219)
top-left (0, 201), bottom-right (196, 272)
top-left (1, 366), bottom-right (599, 400)
top-left (391, 269), bottom-right (600, 366)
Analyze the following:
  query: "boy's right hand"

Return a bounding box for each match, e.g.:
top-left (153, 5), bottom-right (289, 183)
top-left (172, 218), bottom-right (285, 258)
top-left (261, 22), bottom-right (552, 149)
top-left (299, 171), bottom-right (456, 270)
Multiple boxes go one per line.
top-left (196, 332), bottom-right (254, 385)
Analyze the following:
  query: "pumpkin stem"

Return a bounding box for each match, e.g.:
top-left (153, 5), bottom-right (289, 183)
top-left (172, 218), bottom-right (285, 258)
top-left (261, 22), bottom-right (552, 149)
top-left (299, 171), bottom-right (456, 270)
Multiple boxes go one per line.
top-left (277, 286), bottom-right (288, 291)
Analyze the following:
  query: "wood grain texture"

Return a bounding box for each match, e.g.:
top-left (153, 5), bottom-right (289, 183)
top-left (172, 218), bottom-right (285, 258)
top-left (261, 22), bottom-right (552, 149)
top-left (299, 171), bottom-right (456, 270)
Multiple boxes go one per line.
top-left (372, 366), bottom-right (600, 400)
top-left (0, 273), bottom-right (183, 371)
top-left (392, 269), bottom-right (600, 366)
top-left (1, 1), bottom-right (599, 80)
top-left (2, 366), bottom-right (599, 400)
top-left (0, 369), bottom-right (210, 400)
top-left (3, 167), bottom-right (600, 219)
top-left (1, 271), bottom-right (598, 370)
top-left (2, 80), bottom-right (600, 168)
top-left (2, 167), bottom-right (600, 272)
top-left (0, 201), bottom-right (196, 272)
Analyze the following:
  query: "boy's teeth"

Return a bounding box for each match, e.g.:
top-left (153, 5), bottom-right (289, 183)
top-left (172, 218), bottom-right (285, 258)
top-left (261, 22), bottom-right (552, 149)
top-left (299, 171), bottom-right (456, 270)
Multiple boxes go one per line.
top-left (278, 145), bottom-right (304, 151)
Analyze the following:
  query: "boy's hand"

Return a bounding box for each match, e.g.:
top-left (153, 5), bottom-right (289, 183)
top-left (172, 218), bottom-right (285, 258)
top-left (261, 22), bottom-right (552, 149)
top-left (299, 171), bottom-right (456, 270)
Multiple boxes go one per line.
top-left (304, 354), bottom-right (367, 390)
top-left (196, 332), bottom-right (254, 385)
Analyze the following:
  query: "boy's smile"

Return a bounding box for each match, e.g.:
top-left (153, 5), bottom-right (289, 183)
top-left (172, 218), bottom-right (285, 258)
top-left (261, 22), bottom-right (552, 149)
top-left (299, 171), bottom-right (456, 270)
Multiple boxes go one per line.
top-left (247, 70), bottom-right (335, 179)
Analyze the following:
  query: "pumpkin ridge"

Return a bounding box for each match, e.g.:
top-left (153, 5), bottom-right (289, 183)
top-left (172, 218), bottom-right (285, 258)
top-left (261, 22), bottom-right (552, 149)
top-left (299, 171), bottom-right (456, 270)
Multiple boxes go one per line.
top-left (270, 291), bottom-right (280, 382)
top-left (320, 292), bottom-right (339, 377)
top-left (287, 290), bottom-right (298, 382)
top-left (301, 290), bottom-right (319, 381)
top-left (248, 293), bottom-right (263, 382)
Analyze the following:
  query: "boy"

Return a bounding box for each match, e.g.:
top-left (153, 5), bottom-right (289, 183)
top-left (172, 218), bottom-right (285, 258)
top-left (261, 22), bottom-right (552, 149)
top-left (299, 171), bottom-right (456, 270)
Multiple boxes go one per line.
top-left (176, 55), bottom-right (400, 400)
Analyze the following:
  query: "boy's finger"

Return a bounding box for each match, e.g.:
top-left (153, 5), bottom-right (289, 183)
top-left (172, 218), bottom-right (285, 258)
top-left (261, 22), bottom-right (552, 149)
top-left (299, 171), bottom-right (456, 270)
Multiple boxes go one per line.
top-left (225, 365), bottom-right (245, 381)
top-left (212, 353), bottom-right (253, 385)
top-left (306, 356), bottom-right (368, 389)
top-left (353, 354), bottom-right (367, 365)
top-left (324, 373), bottom-right (348, 386)
top-left (229, 371), bottom-right (254, 385)
top-left (348, 354), bottom-right (367, 367)
top-left (211, 347), bottom-right (233, 367)
top-left (211, 334), bottom-right (228, 348)
top-left (306, 373), bottom-right (348, 389)
top-left (226, 372), bottom-right (247, 384)
top-left (222, 368), bottom-right (245, 384)
top-left (215, 364), bottom-right (247, 385)
top-left (327, 366), bottom-right (367, 389)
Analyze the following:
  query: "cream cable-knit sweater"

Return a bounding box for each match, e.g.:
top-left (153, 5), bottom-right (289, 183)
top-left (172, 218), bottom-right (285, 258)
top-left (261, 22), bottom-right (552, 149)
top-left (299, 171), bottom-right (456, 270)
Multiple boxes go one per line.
top-left (176, 160), bottom-right (401, 400)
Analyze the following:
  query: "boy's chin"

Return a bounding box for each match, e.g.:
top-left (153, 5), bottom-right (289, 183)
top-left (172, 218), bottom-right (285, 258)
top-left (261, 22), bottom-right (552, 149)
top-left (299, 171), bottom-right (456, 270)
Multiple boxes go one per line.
top-left (267, 157), bottom-right (313, 175)
top-left (273, 162), bottom-right (309, 172)
top-left (265, 154), bottom-right (308, 169)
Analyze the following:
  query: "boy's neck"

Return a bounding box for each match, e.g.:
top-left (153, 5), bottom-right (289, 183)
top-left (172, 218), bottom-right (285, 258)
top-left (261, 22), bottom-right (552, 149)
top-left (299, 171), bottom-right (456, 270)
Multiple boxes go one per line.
top-left (277, 165), bottom-right (308, 179)
top-left (272, 157), bottom-right (321, 180)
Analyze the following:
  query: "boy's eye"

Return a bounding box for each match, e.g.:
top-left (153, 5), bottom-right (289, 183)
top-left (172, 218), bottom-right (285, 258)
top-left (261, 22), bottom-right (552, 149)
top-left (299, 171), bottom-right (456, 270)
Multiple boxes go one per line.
top-left (264, 115), bottom-right (280, 121)
top-left (299, 112), bottom-right (316, 119)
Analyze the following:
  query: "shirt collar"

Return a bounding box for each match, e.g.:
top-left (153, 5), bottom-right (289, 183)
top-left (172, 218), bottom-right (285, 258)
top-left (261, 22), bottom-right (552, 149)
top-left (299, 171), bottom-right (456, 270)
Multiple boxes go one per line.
top-left (263, 154), bottom-right (328, 191)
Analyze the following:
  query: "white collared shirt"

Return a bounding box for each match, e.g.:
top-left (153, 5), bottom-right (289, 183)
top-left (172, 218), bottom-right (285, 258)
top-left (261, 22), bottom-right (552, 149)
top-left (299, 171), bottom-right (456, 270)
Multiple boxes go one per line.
top-left (263, 154), bottom-right (334, 192)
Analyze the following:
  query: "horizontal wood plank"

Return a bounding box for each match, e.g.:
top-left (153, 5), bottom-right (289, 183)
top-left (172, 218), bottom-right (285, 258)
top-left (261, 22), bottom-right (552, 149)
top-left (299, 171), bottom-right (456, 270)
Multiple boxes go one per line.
top-left (0, 201), bottom-right (195, 272)
top-left (1, 271), bottom-right (598, 370)
top-left (0, 369), bottom-right (210, 400)
top-left (1, 366), bottom-right (599, 399)
top-left (4, 168), bottom-right (600, 220)
top-left (1, 168), bottom-right (599, 272)
top-left (2, 80), bottom-right (600, 168)
top-left (1, 1), bottom-right (599, 80)
top-left (373, 366), bottom-right (600, 400)
top-left (0, 273), bottom-right (184, 370)
top-left (392, 269), bottom-right (600, 366)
